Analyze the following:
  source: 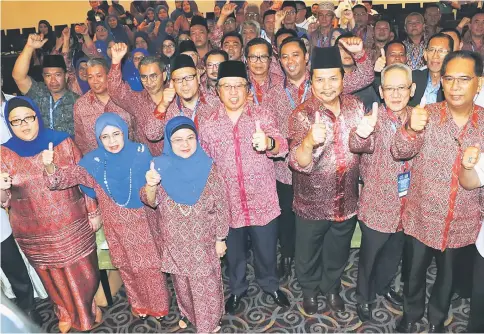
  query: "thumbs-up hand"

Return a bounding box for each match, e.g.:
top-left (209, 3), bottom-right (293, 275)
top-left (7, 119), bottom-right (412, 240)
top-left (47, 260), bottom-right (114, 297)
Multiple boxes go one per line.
top-left (305, 111), bottom-right (326, 147)
top-left (252, 120), bottom-right (268, 152)
top-left (374, 48), bottom-right (386, 73)
top-left (160, 81), bottom-right (176, 109)
top-left (0, 172), bottom-right (12, 190)
top-left (462, 143), bottom-right (481, 170)
top-left (356, 102), bottom-right (379, 139)
top-left (146, 161), bottom-right (161, 187)
top-left (409, 97), bottom-right (429, 132)
top-left (42, 142), bottom-right (55, 173)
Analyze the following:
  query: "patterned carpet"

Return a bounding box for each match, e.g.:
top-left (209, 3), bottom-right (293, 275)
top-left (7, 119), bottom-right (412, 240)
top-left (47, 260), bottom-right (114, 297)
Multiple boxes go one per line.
top-left (36, 248), bottom-right (471, 333)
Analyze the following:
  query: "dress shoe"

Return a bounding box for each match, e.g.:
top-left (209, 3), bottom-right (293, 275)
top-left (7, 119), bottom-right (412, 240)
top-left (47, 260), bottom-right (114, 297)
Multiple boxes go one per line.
top-left (395, 318), bottom-right (415, 333)
top-left (267, 289), bottom-right (290, 308)
top-left (303, 296), bottom-right (319, 315)
top-left (278, 257), bottom-right (293, 280)
top-left (225, 293), bottom-right (246, 315)
top-left (26, 309), bottom-right (42, 326)
top-left (383, 288), bottom-right (403, 306)
top-left (325, 292), bottom-right (345, 313)
top-left (356, 303), bottom-right (373, 322)
top-left (428, 323), bottom-right (444, 333)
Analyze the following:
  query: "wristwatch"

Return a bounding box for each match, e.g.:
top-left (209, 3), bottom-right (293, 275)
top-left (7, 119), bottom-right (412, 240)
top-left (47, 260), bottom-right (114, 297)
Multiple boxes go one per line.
top-left (267, 137), bottom-right (275, 151)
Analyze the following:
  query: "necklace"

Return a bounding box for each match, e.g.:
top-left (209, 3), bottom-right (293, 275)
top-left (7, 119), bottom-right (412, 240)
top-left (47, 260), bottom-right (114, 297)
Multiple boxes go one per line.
top-left (103, 158), bottom-right (132, 207)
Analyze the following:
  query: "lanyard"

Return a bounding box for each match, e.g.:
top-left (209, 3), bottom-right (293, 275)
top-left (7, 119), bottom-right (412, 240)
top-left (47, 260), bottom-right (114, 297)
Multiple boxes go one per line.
top-left (386, 106), bottom-right (410, 171)
top-left (251, 86), bottom-right (260, 106)
top-left (49, 96), bottom-right (63, 129)
top-left (176, 96), bottom-right (199, 121)
top-left (284, 80), bottom-right (309, 109)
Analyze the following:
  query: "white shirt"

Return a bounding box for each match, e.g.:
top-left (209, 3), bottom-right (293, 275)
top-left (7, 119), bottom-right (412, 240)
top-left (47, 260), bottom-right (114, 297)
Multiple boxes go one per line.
top-left (296, 16), bottom-right (317, 31)
top-left (474, 86), bottom-right (484, 108)
top-left (1, 93), bottom-right (13, 243)
top-left (473, 153), bottom-right (484, 256)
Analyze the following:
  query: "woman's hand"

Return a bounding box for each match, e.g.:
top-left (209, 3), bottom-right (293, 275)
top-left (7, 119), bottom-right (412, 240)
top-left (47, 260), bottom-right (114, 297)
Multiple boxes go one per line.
top-left (215, 241), bottom-right (227, 258)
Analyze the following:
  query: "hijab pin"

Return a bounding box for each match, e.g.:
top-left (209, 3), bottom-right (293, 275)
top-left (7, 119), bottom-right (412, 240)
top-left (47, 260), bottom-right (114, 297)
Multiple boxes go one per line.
top-left (94, 157), bottom-right (100, 162)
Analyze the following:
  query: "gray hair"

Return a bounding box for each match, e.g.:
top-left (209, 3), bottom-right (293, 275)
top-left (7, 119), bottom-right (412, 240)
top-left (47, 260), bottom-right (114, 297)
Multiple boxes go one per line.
top-left (86, 57), bottom-right (109, 72)
top-left (139, 56), bottom-right (166, 72)
top-left (405, 12), bottom-right (424, 26)
top-left (381, 63), bottom-right (413, 86)
top-left (242, 20), bottom-right (261, 37)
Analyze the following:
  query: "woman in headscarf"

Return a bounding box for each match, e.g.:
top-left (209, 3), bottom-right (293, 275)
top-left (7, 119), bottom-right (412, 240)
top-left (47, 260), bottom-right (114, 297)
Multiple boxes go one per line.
top-left (142, 116), bottom-right (229, 333)
top-left (43, 113), bottom-right (170, 322)
top-left (174, 0), bottom-right (196, 35)
top-left (105, 14), bottom-right (132, 45)
top-left (33, 20), bottom-right (56, 65)
top-left (0, 97), bottom-right (102, 333)
top-left (136, 6), bottom-right (156, 32)
top-left (122, 48), bottom-right (149, 91)
top-left (134, 31), bottom-right (153, 52)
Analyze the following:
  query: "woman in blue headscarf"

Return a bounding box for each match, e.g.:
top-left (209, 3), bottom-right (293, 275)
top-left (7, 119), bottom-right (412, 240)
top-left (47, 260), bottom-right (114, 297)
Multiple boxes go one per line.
top-left (43, 112), bottom-right (170, 322)
top-left (105, 14), bottom-right (132, 45)
top-left (142, 116), bottom-right (229, 333)
top-left (1, 97), bottom-right (102, 333)
top-left (122, 48), bottom-right (149, 91)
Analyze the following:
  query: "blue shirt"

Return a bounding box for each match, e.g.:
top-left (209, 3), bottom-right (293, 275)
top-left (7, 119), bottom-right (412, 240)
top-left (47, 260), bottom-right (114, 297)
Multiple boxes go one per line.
top-left (423, 73), bottom-right (440, 104)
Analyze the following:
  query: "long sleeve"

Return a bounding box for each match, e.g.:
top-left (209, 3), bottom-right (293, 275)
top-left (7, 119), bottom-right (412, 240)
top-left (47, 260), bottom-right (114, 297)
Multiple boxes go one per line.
top-left (211, 169), bottom-right (230, 239)
top-left (390, 126), bottom-right (424, 160)
top-left (259, 111), bottom-right (288, 159)
top-left (343, 51), bottom-right (375, 94)
top-left (44, 165), bottom-right (97, 191)
top-left (107, 63), bottom-right (138, 116)
top-left (73, 102), bottom-right (88, 154)
top-left (349, 128), bottom-right (375, 154)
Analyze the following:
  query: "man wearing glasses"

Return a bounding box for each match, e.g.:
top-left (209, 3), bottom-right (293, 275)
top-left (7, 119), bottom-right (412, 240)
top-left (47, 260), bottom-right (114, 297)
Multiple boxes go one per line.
top-left (392, 50), bottom-right (484, 333)
top-left (199, 60), bottom-right (291, 315)
top-left (281, 1), bottom-right (307, 35)
top-left (295, 1), bottom-right (317, 31)
top-left (310, 1), bottom-right (336, 49)
top-left (202, 49), bottom-right (229, 97)
top-left (409, 33), bottom-right (454, 107)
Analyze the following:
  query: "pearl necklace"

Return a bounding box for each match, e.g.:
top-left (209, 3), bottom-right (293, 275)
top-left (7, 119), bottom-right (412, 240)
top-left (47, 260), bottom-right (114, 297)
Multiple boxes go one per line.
top-left (103, 158), bottom-right (132, 207)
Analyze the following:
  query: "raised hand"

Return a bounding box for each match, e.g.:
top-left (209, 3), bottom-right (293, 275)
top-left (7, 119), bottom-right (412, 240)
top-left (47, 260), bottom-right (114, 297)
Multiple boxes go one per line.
top-left (26, 33), bottom-right (48, 49)
top-left (110, 43), bottom-right (128, 65)
top-left (462, 144), bottom-right (481, 170)
top-left (221, 0), bottom-right (237, 18)
top-left (275, 10), bottom-right (287, 25)
top-left (458, 17), bottom-right (471, 30)
top-left (409, 96), bottom-right (429, 132)
top-left (146, 161), bottom-right (161, 187)
top-left (0, 173), bottom-right (12, 190)
top-left (62, 27), bottom-right (70, 39)
top-left (161, 80), bottom-right (176, 108)
top-left (252, 120), bottom-right (268, 152)
top-left (42, 142), bottom-right (55, 174)
top-left (356, 102), bottom-right (378, 139)
top-left (306, 111), bottom-right (326, 147)
top-left (75, 24), bottom-right (88, 35)
top-left (339, 37), bottom-right (364, 54)
top-left (374, 48), bottom-right (386, 73)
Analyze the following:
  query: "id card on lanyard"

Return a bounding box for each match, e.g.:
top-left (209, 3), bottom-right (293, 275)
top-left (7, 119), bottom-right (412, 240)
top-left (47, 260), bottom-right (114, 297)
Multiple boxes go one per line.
top-left (284, 80), bottom-right (309, 109)
top-left (251, 85), bottom-right (260, 106)
top-left (176, 96), bottom-right (199, 121)
top-left (49, 96), bottom-right (63, 130)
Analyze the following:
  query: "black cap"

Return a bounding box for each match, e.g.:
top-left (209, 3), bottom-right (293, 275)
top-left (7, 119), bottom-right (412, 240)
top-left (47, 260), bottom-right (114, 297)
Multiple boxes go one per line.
top-left (217, 60), bottom-right (248, 80)
top-left (42, 55), bottom-right (67, 71)
top-left (311, 47), bottom-right (342, 71)
top-left (172, 54), bottom-right (196, 72)
top-left (6, 97), bottom-right (34, 114)
top-left (190, 15), bottom-right (208, 30)
top-left (178, 40), bottom-right (198, 54)
top-left (281, 1), bottom-right (297, 10)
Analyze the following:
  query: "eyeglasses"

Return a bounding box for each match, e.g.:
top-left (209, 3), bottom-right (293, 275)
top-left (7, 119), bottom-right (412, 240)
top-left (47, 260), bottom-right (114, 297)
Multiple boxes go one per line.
top-left (218, 83), bottom-right (248, 91)
top-left (246, 13), bottom-right (259, 19)
top-left (172, 74), bottom-right (196, 84)
top-left (442, 76), bottom-right (476, 85)
top-left (318, 13), bottom-right (334, 18)
top-left (426, 48), bottom-right (449, 56)
top-left (140, 73), bottom-right (160, 82)
top-left (285, 10), bottom-right (296, 15)
top-left (247, 55), bottom-right (270, 63)
top-left (163, 44), bottom-right (175, 49)
top-left (133, 56), bottom-right (145, 62)
top-left (9, 115), bottom-right (36, 127)
top-left (206, 62), bottom-right (221, 69)
top-left (224, 19), bottom-right (235, 25)
top-left (382, 85), bottom-right (412, 95)
top-left (171, 136), bottom-right (196, 146)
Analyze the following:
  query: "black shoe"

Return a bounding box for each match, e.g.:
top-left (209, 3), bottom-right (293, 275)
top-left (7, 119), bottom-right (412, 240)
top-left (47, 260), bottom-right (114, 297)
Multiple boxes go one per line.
top-left (428, 323), bottom-right (444, 333)
top-left (356, 303), bottom-right (373, 322)
top-left (383, 288), bottom-right (403, 306)
top-left (395, 318), bottom-right (415, 333)
top-left (225, 293), bottom-right (246, 315)
top-left (303, 296), bottom-right (318, 315)
top-left (325, 292), bottom-right (345, 313)
top-left (278, 257), bottom-right (293, 280)
top-left (26, 309), bottom-right (42, 327)
top-left (267, 289), bottom-right (290, 308)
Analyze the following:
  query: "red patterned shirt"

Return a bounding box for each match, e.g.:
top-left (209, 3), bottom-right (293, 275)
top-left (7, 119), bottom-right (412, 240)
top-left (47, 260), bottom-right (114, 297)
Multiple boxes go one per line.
top-left (403, 36), bottom-right (427, 70)
top-left (391, 101), bottom-right (483, 250)
top-left (288, 95), bottom-right (365, 221)
top-left (199, 104), bottom-right (288, 228)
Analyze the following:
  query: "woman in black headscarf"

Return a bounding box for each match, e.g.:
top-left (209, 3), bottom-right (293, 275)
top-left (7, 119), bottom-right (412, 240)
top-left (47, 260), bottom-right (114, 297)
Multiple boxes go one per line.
top-left (34, 20), bottom-right (56, 65)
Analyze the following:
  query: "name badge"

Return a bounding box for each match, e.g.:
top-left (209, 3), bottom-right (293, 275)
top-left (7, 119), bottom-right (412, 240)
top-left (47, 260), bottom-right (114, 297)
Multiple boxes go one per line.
top-left (398, 172), bottom-right (411, 197)
top-left (95, 14), bottom-right (101, 22)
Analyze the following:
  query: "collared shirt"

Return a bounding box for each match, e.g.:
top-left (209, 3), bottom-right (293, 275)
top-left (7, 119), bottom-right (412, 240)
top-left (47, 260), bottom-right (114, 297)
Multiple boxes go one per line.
top-left (403, 36), bottom-right (427, 70)
top-left (354, 25), bottom-right (375, 50)
top-left (26, 80), bottom-right (79, 136)
top-left (462, 31), bottom-right (484, 65)
top-left (391, 101), bottom-right (483, 250)
top-left (73, 90), bottom-right (135, 155)
top-left (296, 16), bottom-right (317, 31)
top-left (423, 74), bottom-right (441, 105)
top-left (288, 95), bottom-right (365, 222)
top-left (1, 93), bottom-right (13, 242)
top-left (199, 104), bottom-right (288, 229)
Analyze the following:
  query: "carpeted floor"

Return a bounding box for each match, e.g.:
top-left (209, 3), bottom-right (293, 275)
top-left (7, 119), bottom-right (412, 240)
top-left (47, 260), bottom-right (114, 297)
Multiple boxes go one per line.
top-left (37, 248), bottom-right (471, 333)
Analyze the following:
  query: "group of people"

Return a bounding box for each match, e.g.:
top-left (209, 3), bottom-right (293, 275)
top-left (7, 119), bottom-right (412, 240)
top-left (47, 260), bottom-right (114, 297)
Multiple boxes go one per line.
top-left (1, 0), bottom-right (484, 333)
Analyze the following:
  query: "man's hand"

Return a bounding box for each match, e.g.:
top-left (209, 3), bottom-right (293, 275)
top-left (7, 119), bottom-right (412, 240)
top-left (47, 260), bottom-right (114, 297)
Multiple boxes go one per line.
top-left (110, 43), bottom-right (128, 65)
top-left (339, 37), bottom-right (364, 54)
top-left (26, 34), bottom-right (49, 50)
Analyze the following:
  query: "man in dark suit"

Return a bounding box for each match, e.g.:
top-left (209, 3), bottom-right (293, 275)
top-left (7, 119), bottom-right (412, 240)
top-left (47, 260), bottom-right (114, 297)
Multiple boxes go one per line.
top-left (408, 33), bottom-right (454, 106)
top-left (373, 40), bottom-right (408, 95)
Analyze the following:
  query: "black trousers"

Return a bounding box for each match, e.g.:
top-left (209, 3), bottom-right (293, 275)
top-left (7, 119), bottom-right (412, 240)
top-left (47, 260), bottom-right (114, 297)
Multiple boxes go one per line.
top-left (402, 235), bottom-right (465, 326)
top-left (295, 215), bottom-right (357, 297)
top-left (276, 181), bottom-right (295, 259)
top-left (226, 219), bottom-right (279, 296)
top-left (1, 234), bottom-right (35, 312)
top-left (356, 222), bottom-right (404, 304)
top-left (468, 249), bottom-right (484, 333)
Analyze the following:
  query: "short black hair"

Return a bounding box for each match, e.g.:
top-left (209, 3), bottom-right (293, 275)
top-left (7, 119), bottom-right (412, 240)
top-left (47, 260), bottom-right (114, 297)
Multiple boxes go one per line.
top-left (424, 3), bottom-right (440, 13)
top-left (440, 27), bottom-right (462, 44)
top-left (245, 37), bottom-right (273, 58)
top-left (295, 1), bottom-right (306, 10)
top-left (426, 33), bottom-right (454, 52)
top-left (471, 10), bottom-right (484, 22)
top-left (263, 9), bottom-right (276, 22)
top-left (281, 1), bottom-right (297, 11)
top-left (221, 31), bottom-right (243, 46)
top-left (362, 0), bottom-right (372, 4)
top-left (203, 49), bottom-right (229, 65)
top-left (279, 36), bottom-right (307, 55)
top-left (275, 28), bottom-right (298, 47)
top-left (441, 50), bottom-right (483, 77)
top-left (374, 18), bottom-right (391, 28)
top-left (335, 31), bottom-right (355, 46)
top-left (384, 40), bottom-right (407, 54)
top-left (352, 4), bottom-right (367, 12)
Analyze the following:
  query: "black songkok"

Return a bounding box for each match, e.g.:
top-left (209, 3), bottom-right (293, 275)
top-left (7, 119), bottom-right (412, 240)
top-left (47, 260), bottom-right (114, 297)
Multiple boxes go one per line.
top-left (172, 54), bottom-right (196, 72)
top-left (217, 60), bottom-right (248, 80)
top-left (178, 40), bottom-right (198, 54)
top-left (42, 55), bottom-right (67, 71)
top-left (311, 47), bottom-right (343, 71)
top-left (190, 15), bottom-right (208, 30)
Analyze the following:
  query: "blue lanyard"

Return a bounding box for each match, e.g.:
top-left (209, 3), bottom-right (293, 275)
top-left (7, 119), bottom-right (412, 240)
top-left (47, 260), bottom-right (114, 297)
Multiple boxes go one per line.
top-left (251, 86), bottom-right (260, 106)
top-left (284, 80), bottom-right (309, 109)
top-left (176, 96), bottom-right (199, 121)
top-left (49, 96), bottom-right (63, 129)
